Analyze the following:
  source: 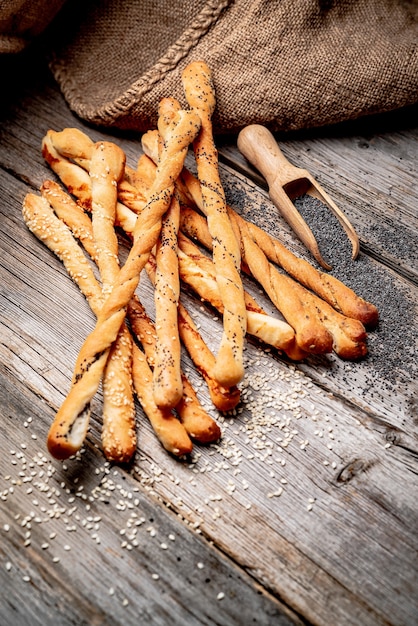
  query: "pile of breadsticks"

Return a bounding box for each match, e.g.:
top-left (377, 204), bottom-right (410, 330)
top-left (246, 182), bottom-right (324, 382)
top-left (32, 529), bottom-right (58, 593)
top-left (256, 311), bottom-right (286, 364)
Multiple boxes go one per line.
top-left (22, 61), bottom-right (378, 464)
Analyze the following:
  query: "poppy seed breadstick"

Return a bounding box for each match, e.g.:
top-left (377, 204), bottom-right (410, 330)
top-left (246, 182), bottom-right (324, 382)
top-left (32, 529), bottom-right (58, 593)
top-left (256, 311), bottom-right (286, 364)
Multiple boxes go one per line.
top-left (149, 99), bottom-right (184, 409)
top-left (144, 255), bottom-right (241, 413)
top-left (152, 193), bottom-right (183, 408)
top-left (127, 295), bottom-right (222, 441)
top-left (182, 60), bottom-right (247, 388)
top-left (179, 167), bottom-right (378, 328)
top-left (44, 107), bottom-right (201, 460)
top-left (176, 243), bottom-right (303, 359)
top-left (22, 193), bottom-right (137, 461)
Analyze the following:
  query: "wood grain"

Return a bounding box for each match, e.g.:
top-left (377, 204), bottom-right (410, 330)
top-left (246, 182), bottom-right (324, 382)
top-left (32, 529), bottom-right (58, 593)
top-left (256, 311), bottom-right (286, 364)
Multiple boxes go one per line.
top-left (1, 48), bottom-right (417, 626)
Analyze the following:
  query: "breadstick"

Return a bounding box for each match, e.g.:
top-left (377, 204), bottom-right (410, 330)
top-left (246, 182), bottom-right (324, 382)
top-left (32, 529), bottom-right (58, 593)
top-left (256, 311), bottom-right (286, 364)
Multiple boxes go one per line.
top-left (90, 141), bottom-right (125, 291)
top-left (44, 107), bottom-right (201, 460)
top-left (24, 190), bottom-right (196, 457)
top-left (147, 99), bottom-right (184, 409)
top-left (22, 193), bottom-right (137, 461)
top-left (89, 141), bottom-right (137, 463)
top-left (176, 240), bottom-right (304, 359)
top-left (42, 131), bottom-right (92, 210)
top-left (175, 374), bottom-right (222, 443)
top-left (177, 301), bottom-right (241, 412)
top-left (131, 342), bottom-right (192, 456)
top-left (40, 180), bottom-right (98, 262)
top-left (144, 256), bottom-right (241, 412)
top-left (151, 193), bottom-right (183, 408)
top-left (182, 60), bottom-right (247, 387)
top-left (127, 295), bottom-right (222, 439)
top-left (180, 170), bottom-right (378, 327)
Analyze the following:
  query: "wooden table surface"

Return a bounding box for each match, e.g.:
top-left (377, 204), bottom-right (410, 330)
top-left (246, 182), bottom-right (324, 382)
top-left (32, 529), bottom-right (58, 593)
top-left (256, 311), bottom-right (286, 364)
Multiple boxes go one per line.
top-left (1, 48), bottom-right (417, 626)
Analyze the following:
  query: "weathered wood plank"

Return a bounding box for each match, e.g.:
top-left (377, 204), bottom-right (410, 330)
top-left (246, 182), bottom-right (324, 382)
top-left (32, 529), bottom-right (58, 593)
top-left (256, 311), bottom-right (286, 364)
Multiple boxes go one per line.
top-left (1, 47), bottom-right (418, 626)
top-left (2, 171), bottom-right (418, 625)
top-left (0, 372), bottom-right (302, 626)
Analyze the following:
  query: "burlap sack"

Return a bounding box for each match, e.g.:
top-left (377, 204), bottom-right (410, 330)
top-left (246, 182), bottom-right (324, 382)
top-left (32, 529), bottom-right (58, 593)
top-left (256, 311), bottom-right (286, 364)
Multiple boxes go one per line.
top-left (0, 0), bottom-right (67, 54)
top-left (47, 0), bottom-right (418, 133)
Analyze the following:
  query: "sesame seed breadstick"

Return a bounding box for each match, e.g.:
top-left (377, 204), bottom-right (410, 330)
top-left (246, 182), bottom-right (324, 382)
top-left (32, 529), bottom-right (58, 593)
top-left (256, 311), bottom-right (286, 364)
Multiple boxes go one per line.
top-left (22, 193), bottom-right (137, 461)
top-left (90, 141), bottom-right (125, 292)
top-left (127, 295), bottom-right (222, 442)
top-left (43, 107), bottom-right (201, 460)
top-left (182, 60), bottom-right (247, 388)
top-left (40, 180), bottom-right (98, 262)
top-left (89, 141), bottom-right (137, 463)
top-left (23, 193), bottom-right (104, 318)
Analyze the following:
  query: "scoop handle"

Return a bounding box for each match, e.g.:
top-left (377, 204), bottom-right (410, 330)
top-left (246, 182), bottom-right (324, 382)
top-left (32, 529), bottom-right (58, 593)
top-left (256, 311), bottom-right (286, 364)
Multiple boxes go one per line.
top-left (238, 124), bottom-right (332, 269)
top-left (237, 124), bottom-right (303, 188)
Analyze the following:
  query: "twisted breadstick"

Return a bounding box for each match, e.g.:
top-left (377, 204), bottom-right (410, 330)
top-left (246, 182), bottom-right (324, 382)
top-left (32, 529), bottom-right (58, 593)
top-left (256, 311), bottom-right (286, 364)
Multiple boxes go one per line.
top-left (127, 295), bottom-right (222, 441)
top-left (182, 61), bottom-right (247, 387)
top-left (42, 131), bottom-right (92, 210)
top-left (148, 99), bottom-right (184, 409)
top-left (144, 256), bottom-right (241, 412)
top-left (180, 168), bottom-right (378, 327)
top-left (89, 141), bottom-right (137, 463)
top-left (44, 107), bottom-right (201, 459)
top-left (176, 235), bottom-right (303, 359)
top-left (22, 193), bottom-right (137, 461)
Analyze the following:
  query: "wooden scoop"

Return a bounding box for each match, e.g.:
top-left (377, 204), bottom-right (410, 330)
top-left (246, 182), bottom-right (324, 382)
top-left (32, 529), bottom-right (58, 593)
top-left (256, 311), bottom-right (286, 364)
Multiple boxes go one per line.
top-left (237, 124), bottom-right (359, 270)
